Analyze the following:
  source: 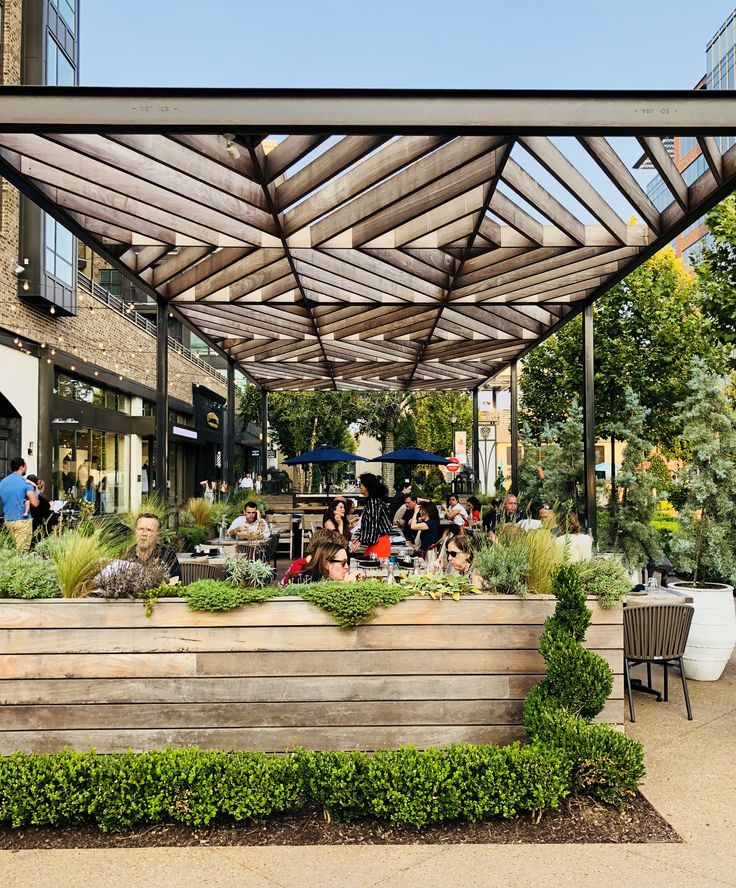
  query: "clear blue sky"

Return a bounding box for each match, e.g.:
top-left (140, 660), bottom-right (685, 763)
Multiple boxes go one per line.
top-left (80, 1), bottom-right (732, 90)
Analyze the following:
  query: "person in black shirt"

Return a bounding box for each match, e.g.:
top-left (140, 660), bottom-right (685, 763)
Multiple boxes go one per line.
top-left (487, 494), bottom-right (527, 539)
top-left (25, 474), bottom-right (57, 541)
top-left (127, 513), bottom-right (181, 582)
top-left (388, 480), bottom-right (412, 519)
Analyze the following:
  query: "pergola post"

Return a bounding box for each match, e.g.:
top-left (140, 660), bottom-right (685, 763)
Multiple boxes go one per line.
top-left (583, 304), bottom-right (597, 541)
top-left (472, 388), bottom-right (480, 491)
top-left (260, 388), bottom-right (268, 484)
top-left (510, 362), bottom-right (519, 494)
top-left (224, 359), bottom-right (236, 489)
top-left (155, 299), bottom-right (169, 497)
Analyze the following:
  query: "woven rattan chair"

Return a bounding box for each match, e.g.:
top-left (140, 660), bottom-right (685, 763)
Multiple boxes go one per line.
top-left (179, 560), bottom-right (225, 586)
top-left (624, 602), bottom-right (694, 723)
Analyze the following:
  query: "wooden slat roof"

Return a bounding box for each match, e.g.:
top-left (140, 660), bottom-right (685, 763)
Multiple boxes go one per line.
top-left (1, 88), bottom-right (735, 391)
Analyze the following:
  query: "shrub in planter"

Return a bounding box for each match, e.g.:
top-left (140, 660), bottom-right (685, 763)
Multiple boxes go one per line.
top-left (575, 557), bottom-right (631, 609)
top-left (226, 556), bottom-right (275, 589)
top-left (35, 528), bottom-right (113, 598)
top-left (92, 558), bottom-right (170, 599)
top-left (473, 534), bottom-right (530, 596)
top-left (178, 524), bottom-right (210, 553)
top-left (0, 549), bottom-right (59, 599)
top-left (183, 497), bottom-right (214, 529)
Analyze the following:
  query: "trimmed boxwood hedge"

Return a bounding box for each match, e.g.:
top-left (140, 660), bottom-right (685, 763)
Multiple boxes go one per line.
top-left (0, 564), bottom-right (644, 831)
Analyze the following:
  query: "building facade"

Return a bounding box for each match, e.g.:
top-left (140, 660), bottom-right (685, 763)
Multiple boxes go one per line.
top-left (0, 0), bottom-right (229, 512)
top-left (645, 9), bottom-right (736, 264)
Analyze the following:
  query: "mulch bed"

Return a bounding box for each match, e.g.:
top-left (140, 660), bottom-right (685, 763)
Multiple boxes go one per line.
top-left (0, 794), bottom-right (680, 849)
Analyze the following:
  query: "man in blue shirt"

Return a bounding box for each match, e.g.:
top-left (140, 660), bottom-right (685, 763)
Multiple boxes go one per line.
top-left (0, 457), bottom-right (39, 551)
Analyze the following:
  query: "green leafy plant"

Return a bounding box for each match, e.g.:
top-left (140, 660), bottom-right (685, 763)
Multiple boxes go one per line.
top-left (575, 557), bottom-right (631, 609)
top-left (35, 528), bottom-right (113, 598)
top-left (93, 558), bottom-right (170, 600)
top-left (473, 535), bottom-right (530, 596)
top-left (226, 556), bottom-right (275, 589)
top-left (183, 580), bottom-right (248, 613)
top-left (177, 524), bottom-right (210, 553)
top-left (524, 563), bottom-right (644, 805)
top-left (136, 582), bottom-right (175, 617)
top-left (0, 550), bottom-right (60, 599)
top-left (298, 580), bottom-right (413, 630)
top-left (399, 572), bottom-right (476, 601)
top-left (525, 528), bottom-right (564, 596)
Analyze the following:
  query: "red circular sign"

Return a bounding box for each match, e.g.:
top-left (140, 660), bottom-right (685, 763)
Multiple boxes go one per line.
top-left (446, 457), bottom-right (460, 473)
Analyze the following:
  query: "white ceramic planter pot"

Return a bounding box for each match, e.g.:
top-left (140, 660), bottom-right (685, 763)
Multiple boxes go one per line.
top-left (669, 581), bottom-right (736, 681)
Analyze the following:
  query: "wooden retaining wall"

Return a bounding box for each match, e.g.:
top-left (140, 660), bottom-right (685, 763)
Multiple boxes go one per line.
top-left (0, 596), bottom-right (623, 754)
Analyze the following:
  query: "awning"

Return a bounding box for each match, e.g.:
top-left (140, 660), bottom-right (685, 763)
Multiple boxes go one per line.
top-left (1, 88), bottom-right (734, 392)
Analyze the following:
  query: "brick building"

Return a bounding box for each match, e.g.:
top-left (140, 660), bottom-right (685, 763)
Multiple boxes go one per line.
top-left (0, 0), bottom-right (230, 511)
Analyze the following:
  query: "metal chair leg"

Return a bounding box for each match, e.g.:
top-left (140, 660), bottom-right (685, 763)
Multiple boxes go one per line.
top-left (679, 657), bottom-right (693, 720)
top-left (624, 658), bottom-right (636, 723)
top-left (647, 662), bottom-right (652, 690)
top-left (663, 662), bottom-right (669, 702)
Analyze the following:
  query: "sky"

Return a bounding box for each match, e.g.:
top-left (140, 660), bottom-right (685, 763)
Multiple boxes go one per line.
top-left (79, 1), bottom-right (731, 90)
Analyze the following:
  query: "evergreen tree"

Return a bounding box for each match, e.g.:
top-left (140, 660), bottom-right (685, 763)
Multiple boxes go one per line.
top-left (540, 401), bottom-right (585, 524)
top-left (605, 388), bottom-right (659, 568)
top-left (671, 359), bottom-right (736, 584)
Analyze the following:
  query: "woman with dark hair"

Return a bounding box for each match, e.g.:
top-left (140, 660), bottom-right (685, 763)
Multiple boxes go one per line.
top-left (388, 479), bottom-right (412, 518)
top-left (25, 475), bottom-right (57, 540)
top-left (445, 534), bottom-right (474, 578)
top-left (353, 472), bottom-right (392, 559)
top-left (281, 529), bottom-right (344, 586)
top-left (409, 501), bottom-right (441, 557)
top-left (293, 539), bottom-right (350, 584)
top-left (466, 496), bottom-right (482, 524)
top-left (323, 498), bottom-right (352, 544)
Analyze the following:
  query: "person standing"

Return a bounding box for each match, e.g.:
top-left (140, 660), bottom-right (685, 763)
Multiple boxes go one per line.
top-left (0, 457), bottom-right (39, 551)
top-left (352, 473), bottom-right (392, 558)
top-left (25, 475), bottom-right (57, 540)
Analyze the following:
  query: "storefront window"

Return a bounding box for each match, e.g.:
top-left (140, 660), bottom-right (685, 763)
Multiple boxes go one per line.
top-left (54, 372), bottom-right (130, 414)
top-left (53, 427), bottom-right (129, 514)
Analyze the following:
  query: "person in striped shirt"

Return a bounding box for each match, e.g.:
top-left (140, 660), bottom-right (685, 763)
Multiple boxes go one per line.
top-left (351, 472), bottom-right (392, 559)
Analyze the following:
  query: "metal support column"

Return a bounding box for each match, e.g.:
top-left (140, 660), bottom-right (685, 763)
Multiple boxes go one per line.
top-left (155, 299), bottom-right (169, 497)
top-left (224, 359), bottom-right (236, 488)
top-left (472, 388), bottom-right (480, 491)
top-left (510, 362), bottom-right (519, 494)
top-left (260, 387), bottom-right (268, 482)
top-left (583, 304), bottom-right (597, 541)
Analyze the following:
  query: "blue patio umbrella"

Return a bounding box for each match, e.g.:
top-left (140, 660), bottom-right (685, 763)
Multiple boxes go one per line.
top-left (284, 445), bottom-right (369, 495)
top-left (375, 447), bottom-right (450, 466)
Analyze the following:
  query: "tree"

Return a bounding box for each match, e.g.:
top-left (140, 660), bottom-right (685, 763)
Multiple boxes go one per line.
top-left (521, 250), bottom-right (722, 452)
top-left (697, 194), bottom-right (736, 348)
top-left (670, 359), bottom-right (736, 584)
top-left (605, 388), bottom-right (659, 568)
top-left (540, 401), bottom-right (585, 523)
top-left (410, 391), bottom-right (472, 457)
top-left (353, 392), bottom-right (412, 489)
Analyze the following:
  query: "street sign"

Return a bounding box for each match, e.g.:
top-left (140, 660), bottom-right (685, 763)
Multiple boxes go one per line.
top-left (446, 456), bottom-right (461, 473)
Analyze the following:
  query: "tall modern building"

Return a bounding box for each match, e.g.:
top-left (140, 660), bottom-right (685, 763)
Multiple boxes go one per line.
top-left (0, 1), bottom-right (246, 512)
top-left (644, 8), bottom-right (736, 264)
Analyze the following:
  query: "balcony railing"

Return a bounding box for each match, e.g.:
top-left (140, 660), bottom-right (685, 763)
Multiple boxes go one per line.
top-left (78, 273), bottom-right (225, 383)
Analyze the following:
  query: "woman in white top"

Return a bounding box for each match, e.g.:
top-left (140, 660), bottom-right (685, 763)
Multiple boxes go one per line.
top-left (445, 494), bottom-right (468, 537)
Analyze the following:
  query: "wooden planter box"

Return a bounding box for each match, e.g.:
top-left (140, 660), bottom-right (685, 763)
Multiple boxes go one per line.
top-left (0, 596), bottom-right (623, 754)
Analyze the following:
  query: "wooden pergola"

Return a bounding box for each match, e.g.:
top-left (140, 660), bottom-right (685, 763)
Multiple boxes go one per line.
top-left (2, 88), bottom-right (736, 516)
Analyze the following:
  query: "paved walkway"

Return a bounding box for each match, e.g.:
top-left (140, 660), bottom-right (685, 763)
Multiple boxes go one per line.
top-left (1, 647), bottom-right (734, 888)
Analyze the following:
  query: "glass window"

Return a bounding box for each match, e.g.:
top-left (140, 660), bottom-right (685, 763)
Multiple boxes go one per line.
top-left (46, 32), bottom-right (74, 86)
top-left (44, 212), bottom-right (74, 286)
top-left (54, 372), bottom-right (130, 414)
top-left (99, 268), bottom-right (123, 297)
top-left (52, 0), bottom-right (76, 34)
top-left (52, 427), bottom-right (129, 514)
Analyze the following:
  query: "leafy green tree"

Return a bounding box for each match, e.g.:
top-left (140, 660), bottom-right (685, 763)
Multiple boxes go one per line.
top-left (517, 422), bottom-right (544, 511)
top-left (605, 388), bottom-right (659, 568)
top-left (411, 391), bottom-right (472, 457)
top-left (353, 393), bottom-right (412, 489)
top-left (540, 401), bottom-right (585, 523)
top-left (670, 359), bottom-right (736, 584)
top-left (697, 194), bottom-right (736, 345)
top-left (521, 250), bottom-right (722, 452)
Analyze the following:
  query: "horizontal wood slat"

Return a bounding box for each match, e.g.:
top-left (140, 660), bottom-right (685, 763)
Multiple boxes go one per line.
top-left (0, 648), bottom-right (623, 679)
top-left (0, 596), bottom-right (624, 752)
top-left (0, 597), bottom-right (621, 629)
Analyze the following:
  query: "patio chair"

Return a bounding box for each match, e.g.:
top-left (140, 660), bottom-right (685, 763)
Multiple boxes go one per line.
top-left (624, 602), bottom-right (694, 723)
top-left (300, 514), bottom-right (323, 557)
top-left (269, 513), bottom-right (294, 561)
top-left (179, 560), bottom-right (226, 586)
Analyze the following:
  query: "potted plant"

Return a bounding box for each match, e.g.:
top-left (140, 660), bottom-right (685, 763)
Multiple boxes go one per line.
top-left (669, 360), bottom-right (736, 681)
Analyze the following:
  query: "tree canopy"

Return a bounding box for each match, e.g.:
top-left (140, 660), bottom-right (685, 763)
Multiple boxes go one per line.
top-left (520, 249), bottom-right (723, 453)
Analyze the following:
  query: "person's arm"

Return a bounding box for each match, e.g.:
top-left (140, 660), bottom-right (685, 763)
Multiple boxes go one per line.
top-left (409, 508), bottom-right (428, 531)
top-left (26, 484), bottom-right (39, 509)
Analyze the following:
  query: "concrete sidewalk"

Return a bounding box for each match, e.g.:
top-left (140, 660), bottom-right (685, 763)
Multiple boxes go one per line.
top-left (2, 650), bottom-right (734, 888)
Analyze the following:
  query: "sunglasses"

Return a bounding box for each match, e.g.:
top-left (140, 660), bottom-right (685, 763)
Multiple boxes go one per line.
top-left (329, 558), bottom-right (349, 566)
top-left (447, 550), bottom-right (460, 559)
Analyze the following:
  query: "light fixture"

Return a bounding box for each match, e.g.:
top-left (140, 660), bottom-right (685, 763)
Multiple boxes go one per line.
top-left (70, 364), bottom-right (76, 371)
top-left (22, 280), bottom-right (30, 292)
top-left (223, 133), bottom-right (241, 160)
top-left (27, 442), bottom-right (34, 457)
top-left (13, 259), bottom-right (28, 276)
top-left (450, 412), bottom-right (457, 426)
top-left (49, 305), bottom-right (56, 314)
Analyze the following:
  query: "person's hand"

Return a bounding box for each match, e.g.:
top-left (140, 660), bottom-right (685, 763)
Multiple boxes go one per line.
top-left (350, 538), bottom-right (360, 552)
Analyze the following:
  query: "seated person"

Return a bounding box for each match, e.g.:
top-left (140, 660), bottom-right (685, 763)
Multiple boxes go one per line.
top-left (482, 496), bottom-right (502, 532)
top-left (538, 502), bottom-right (559, 536)
top-left (227, 501), bottom-right (271, 541)
top-left (466, 496), bottom-right (482, 525)
top-left (126, 513), bottom-right (180, 583)
top-left (323, 498), bottom-right (352, 544)
top-left (408, 501), bottom-right (441, 558)
top-left (388, 479), bottom-right (413, 518)
top-left (445, 534), bottom-right (474, 579)
top-left (394, 492), bottom-right (420, 543)
top-left (291, 539), bottom-right (350, 584)
top-left (280, 529), bottom-right (345, 587)
top-left (487, 494), bottom-right (526, 539)
top-left (444, 494), bottom-right (468, 536)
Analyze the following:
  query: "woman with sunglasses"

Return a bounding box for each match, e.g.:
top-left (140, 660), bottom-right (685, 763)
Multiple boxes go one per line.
top-left (445, 535), bottom-right (473, 578)
top-left (292, 539), bottom-right (350, 583)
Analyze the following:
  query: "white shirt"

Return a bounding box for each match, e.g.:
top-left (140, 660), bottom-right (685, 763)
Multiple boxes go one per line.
top-left (227, 515), bottom-right (270, 540)
top-left (448, 503), bottom-right (468, 527)
top-left (240, 477), bottom-right (254, 489)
